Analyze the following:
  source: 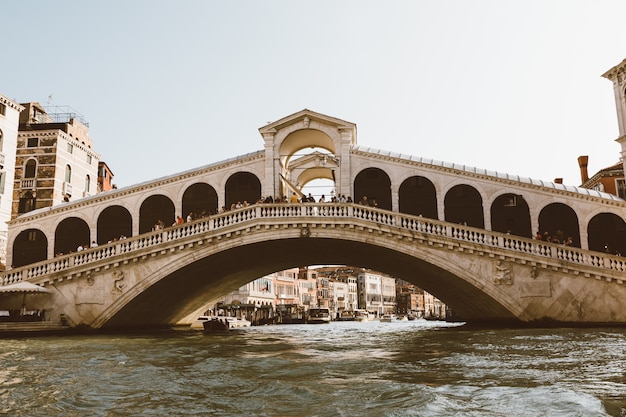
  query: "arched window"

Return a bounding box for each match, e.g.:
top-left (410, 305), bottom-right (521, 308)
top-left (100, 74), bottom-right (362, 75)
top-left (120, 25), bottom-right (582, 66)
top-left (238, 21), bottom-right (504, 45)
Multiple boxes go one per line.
top-left (65, 164), bottom-right (72, 183)
top-left (24, 159), bottom-right (36, 178)
top-left (85, 175), bottom-right (90, 193)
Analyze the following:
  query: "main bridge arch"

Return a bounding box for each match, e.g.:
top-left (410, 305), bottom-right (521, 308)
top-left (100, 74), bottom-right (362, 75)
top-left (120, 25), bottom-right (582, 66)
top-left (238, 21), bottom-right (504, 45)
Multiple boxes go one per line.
top-left (7, 204), bottom-right (626, 329)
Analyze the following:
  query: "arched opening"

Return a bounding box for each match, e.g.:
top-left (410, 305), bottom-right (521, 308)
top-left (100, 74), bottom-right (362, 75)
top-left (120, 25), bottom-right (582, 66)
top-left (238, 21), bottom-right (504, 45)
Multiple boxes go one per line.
top-left (353, 168), bottom-right (392, 210)
top-left (18, 190), bottom-right (36, 215)
top-left (588, 213), bottom-right (626, 255)
top-left (65, 164), bottom-right (72, 183)
top-left (55, 217), bottom-right (90, 255)
top-left (398, 176), bottom-right (438, 219)
top-left (182, 183), bottom-right (218, 219)
top-left (24, 159), bottom-right (36, 178)
top-left (139, 195), bottom-right (175, 234)
top-left (224, 172), bottom-right (261, 209)
top-left (301, 178), bottom-right (335, 202)
top-left (490, 193), bottom-right (532, 238)
top-left (538, 203), bottom-right (580, 247)
top-left (444, 185), bottom-right (484, 228)
top-left (97, 205), bottom-right (133, 244)
top-left (12, 229), bottom-right (47, 267)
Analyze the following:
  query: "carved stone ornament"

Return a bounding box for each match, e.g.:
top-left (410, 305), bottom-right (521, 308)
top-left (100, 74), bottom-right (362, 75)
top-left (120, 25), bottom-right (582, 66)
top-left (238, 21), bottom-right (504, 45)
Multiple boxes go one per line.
top-left (112, 270), bottom-right (125, 294)
top-left (301, 227), bottom-right (310, 238)
top-left (493, 260), bottom-right (513, 285)
top-left (530, 266), bottom-right (539, 279)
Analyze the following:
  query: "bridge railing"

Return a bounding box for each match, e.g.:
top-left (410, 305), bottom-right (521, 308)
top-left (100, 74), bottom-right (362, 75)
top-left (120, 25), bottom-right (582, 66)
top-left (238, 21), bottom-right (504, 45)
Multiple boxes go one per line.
top-left (2, 202), bottom-right (626, 285)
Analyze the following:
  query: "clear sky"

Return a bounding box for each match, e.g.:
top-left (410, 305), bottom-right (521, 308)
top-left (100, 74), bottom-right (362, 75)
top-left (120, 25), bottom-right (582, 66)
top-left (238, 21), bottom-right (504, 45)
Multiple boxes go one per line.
top-left (3, 1), bottom-right (626, 189)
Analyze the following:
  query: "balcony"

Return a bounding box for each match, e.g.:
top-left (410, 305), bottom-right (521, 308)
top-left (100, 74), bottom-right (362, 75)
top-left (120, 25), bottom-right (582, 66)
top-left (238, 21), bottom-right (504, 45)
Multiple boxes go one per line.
top-left (20, 179), bottom-right (35, 189)
top-left (63, 182), bottom-right (72, 196)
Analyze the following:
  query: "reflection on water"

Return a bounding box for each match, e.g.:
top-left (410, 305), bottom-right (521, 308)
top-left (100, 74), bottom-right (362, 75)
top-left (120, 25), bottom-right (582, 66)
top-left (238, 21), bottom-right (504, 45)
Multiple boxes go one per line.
top-left (0, 320), bottom-right (624, 416)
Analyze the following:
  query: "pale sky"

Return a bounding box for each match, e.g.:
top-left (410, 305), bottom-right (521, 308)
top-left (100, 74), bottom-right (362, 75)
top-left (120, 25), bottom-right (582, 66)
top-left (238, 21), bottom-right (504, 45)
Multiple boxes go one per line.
top-left (3, 1), bottom-right (626, 189)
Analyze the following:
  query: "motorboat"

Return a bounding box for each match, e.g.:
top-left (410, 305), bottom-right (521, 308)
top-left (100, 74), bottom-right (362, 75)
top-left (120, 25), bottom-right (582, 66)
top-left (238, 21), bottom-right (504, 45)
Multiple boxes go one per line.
top-left (355, 310), bottom-right (374, 322)
top-left (337, 310), bottom-right (356, 321)
top-left (202, 316), bottom-right (251, 332)
top-left (380, 314), bottom-right (397, 322)
top-left (307, 308), bottom-right (331, 324)
top-left (190, 315), bottom-right (214, 330)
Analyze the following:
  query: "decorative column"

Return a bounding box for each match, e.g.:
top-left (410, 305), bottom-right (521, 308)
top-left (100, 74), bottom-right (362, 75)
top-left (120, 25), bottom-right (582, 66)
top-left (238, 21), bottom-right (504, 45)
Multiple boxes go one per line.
top-left (262, 129), bottom-right (277, 199)
top-left (338, 127), bottom-right (354, 199)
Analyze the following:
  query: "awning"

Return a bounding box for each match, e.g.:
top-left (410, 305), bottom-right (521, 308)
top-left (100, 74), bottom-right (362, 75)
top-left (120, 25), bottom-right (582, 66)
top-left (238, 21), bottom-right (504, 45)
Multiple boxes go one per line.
top-left (0, 281), bottom-right (51, 294)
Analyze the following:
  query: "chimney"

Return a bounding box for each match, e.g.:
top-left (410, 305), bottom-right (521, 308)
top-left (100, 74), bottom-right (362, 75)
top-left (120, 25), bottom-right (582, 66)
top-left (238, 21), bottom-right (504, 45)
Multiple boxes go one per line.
top-left (554, 178), bottom-right (563, 184)
top-left (578, 155), bottom-right (589, 184)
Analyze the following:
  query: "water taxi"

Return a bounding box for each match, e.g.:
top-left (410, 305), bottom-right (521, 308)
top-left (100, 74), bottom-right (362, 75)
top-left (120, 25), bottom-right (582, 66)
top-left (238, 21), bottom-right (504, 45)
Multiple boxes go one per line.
top-left (380, 313), bottom-right (397, 322)
top-left (202, 316), bottom-right (251, 332)
top-left (355, 309), bottom-right (374, 322)
top-left (337, 310), bottom-right (356, 321)
top-left (190, 315), bottom-right (214, 330)
top-left (307, 307), bottom-right (331, 324)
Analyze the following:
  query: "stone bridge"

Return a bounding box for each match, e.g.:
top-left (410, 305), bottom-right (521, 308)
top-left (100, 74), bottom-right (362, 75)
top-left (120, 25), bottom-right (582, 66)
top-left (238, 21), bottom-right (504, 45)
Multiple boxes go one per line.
top-left (2, 203), bottom-right (626, 329)
top-left (2, 109), bottom-right (626, 329)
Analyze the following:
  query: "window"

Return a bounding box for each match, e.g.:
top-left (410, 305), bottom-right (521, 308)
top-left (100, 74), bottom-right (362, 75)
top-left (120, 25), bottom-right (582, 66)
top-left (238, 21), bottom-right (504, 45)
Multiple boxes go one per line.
top-left (617, 179), bottom-right (626, 199)
top-left (24, 160), bottom-right (36, 178)
top-left (67, 143), bottom-right (73, 154)
top-left (0, 171), bottom-right (5, 194)
top-left (86, 154), bottom-right (92, 165)
top-left (0, 129), bottom-right (3, 152)
top-left (27, 137), bottom-right (39, 148)
top-left (65, 165), bottom-right (72, 183)
top-left (85, 175), bottom-right (90, 193)
top-left (0, 103), bottom-right (5, 116)
top-left (19, 191), bottom-right (36, 214)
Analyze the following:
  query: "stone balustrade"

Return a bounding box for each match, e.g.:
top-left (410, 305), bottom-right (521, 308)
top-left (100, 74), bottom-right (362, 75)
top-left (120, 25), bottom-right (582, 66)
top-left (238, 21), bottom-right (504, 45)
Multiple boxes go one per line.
top-left (2, 203), bottom-right (625, 286)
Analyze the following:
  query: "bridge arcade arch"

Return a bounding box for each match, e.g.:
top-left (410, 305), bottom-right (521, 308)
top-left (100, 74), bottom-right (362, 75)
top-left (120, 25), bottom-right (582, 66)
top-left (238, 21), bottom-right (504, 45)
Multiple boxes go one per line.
top-left (490, 193), bottom-right (532, 238)
top-left (444, 184), bottom-right (484, 228)
top-left (139, 195), bottom-right (175, 234)
top-left (12, 229), bottom-right (47, 268)
top-left (182, 183), bottom-right (218, 219)
top-left (538, 203), bottom-right (580, 247)
top-left (97, 205), bottom-right (133, 245)
top-left (398, 175), bottom-right (438, 219)
top-left (54, 217), bottom-right (90, 256)
top-left (353, 167), bottom-right (392, 209)
top-left (588, 212), bottom-right (626, 255)
top-left (224, 172), bottom-right (261, 208)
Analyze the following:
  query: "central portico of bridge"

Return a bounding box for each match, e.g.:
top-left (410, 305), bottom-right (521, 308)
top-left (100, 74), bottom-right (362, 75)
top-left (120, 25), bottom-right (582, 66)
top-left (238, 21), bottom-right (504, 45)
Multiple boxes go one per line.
top-left (3, 109), bottom-right (626, 329)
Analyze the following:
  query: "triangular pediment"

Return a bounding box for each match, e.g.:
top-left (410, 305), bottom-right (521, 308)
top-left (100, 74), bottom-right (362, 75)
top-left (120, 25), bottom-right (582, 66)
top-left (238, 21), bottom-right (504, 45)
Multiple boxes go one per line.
top-left (258, 109), bottom-right (356, 134)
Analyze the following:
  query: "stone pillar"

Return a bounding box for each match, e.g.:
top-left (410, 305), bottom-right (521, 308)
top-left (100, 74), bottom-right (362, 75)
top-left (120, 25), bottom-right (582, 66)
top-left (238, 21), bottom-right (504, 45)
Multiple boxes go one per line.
top-left (338, 128), bottom-right (353, 199)
top-left (262, 130), bottom-right (277, 199)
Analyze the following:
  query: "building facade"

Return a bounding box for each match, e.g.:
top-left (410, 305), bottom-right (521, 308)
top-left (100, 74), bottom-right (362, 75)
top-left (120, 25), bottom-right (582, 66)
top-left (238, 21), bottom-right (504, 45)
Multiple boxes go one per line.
top-left (0, 95), bottom-right (22, 268)
top-left (13, 103), bottom-right (100, 219)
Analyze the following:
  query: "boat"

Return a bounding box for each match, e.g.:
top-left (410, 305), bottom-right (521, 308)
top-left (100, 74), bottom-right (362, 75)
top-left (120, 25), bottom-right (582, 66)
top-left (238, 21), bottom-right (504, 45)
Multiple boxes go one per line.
top-left (202, 316), bottom-right (251, 332)
top-left (355, 309), bottom-right (374, 322)
top-left (190, 315), bottom-right (214, 330)
top-left (307, 307), bottom-right (331, 324)
top-left (380, 313), bottom-right (397, 322)
top-left (276, 304), bottom-right (306, 324)
top-left (336, 310), bottom-right (356, 321)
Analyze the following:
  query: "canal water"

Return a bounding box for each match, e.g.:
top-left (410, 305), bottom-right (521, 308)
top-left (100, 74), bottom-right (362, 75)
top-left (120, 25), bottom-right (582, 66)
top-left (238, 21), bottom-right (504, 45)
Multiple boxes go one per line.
top-left (0, 320), bottom-right (625, 416)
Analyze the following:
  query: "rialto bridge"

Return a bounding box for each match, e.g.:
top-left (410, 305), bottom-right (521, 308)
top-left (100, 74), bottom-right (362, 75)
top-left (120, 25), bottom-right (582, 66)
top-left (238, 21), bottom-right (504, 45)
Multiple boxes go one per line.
top-left (2, 109), bottom-right (626, 329)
